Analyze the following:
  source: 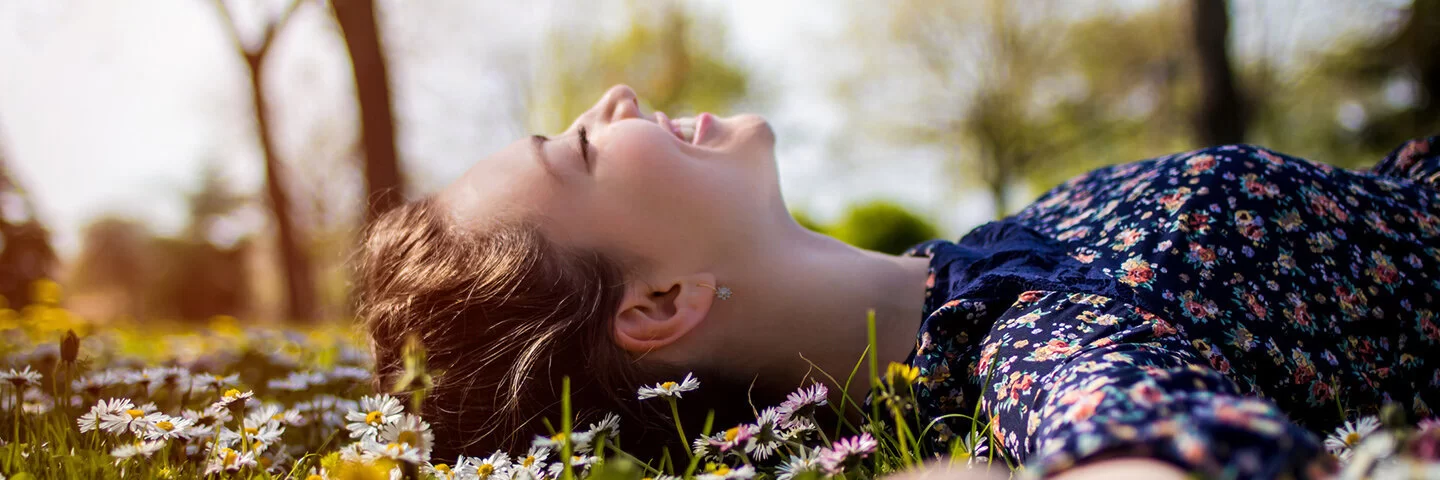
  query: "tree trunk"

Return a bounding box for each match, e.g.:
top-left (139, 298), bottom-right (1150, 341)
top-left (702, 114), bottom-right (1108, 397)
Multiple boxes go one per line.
top-left (1191, 0), bottom-right (1248, 146)
top-left (332, 0), bottom-right (404, 224)
top-left (247, 57), bottom-right (319, 322)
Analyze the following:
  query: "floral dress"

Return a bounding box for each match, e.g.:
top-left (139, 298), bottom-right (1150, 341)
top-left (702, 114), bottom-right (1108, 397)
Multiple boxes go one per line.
top-left (902, 137), bottom-right (1440, 479)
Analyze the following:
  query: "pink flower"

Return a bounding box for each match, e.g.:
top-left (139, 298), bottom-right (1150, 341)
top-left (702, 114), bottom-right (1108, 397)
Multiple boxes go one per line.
top-left (818, 433), bottom-right (877, 474)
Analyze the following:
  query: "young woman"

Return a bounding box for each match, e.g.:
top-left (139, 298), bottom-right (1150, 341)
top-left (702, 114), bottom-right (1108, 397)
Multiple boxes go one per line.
top-left (355, 85), bottom-right (1440, 479)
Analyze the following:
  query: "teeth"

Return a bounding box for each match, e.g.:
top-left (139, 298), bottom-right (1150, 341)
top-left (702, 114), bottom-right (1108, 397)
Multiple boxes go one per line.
top-left (674, 117), bottom-right (696, 143)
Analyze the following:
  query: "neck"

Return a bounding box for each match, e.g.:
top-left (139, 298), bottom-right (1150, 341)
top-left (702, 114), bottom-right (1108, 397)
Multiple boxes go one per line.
top-left (705, 226), bottom-right (931, 407)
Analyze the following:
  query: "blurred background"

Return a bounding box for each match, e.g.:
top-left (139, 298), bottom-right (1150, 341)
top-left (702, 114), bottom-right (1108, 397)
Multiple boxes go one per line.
top-left (0, 0), bottom-right (1434, 324)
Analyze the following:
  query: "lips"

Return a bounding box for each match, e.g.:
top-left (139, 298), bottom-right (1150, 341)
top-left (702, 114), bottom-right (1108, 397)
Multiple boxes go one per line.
top-left (653, 111), bottom-right (711, 145)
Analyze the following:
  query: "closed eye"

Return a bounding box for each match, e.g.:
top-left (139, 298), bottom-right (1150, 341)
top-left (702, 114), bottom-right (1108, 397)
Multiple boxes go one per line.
top-left (577, 126), bottom-right (591, 168)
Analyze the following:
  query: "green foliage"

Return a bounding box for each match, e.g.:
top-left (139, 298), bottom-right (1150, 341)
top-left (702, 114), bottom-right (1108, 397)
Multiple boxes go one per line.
top-left (829, 201), bottom-right (939, 255)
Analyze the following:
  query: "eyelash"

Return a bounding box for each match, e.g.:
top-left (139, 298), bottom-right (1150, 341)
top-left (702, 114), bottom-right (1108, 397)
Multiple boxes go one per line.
top-left (578, 127), bottom-right (591, 163)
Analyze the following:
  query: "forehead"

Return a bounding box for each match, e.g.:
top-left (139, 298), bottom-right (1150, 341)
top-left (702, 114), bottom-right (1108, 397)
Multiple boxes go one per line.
top-left (436, 137), bottom-right (557, 231)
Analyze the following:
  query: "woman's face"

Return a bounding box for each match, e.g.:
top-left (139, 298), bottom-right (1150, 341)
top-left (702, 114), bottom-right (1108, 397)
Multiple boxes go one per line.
top-left (440, 85), bottom-right (781, 269)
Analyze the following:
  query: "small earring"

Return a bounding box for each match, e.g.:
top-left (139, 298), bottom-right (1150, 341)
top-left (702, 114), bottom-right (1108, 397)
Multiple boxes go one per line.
top-left (698, 283), bottom-right (733, 300)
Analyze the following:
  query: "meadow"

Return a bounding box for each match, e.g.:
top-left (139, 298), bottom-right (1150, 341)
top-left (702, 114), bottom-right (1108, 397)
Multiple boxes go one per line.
top-left (0, 281), bottom-right (1435, 479)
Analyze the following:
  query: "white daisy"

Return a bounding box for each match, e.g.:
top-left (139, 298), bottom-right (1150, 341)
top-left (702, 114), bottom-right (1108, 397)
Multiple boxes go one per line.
top-left (247, 403), bottom-right (303, 428)
top-left (266, 371), bottom-right (322, 391)
top-left (778, 383), bottom-right (829, 428)
top-left (426, 461), bottom-right (460, 480)
top-left (203, 447), bottom-right (258, 475)
top-left (0, 365), bottom-right (42, 389)
top-left (143, 415), bottom-right (197, 441)
top-left (378, 413), bottom-right (434, 463)
top-left (329, 365), bottom-right (371, 383)
top-left (1324, 416), bottom-right (1381, 456)
top-left (72, 371), bottom-right (120, 396)
top-left (78, 398), bottom-right (135, 433)
top-left (696, 464), bottom-right (756, 480)
top-left (99, 403), bottom-right (165, 435)
top-left (505, 446), bottom-right (551, 479)
top-left (584, 412), bottom-right (622, 441)
top-left (219, 422), bottom-right (284, 450)
top-left (210, 389), bottom-right (254, 412)
top-left (154, 367), bottom-right (190, 390)
top-left (955, 431), bottom-right (989, 463)
top-left (125, 368), bottom-right (159, 393)
top-left (110, 439), bottom-right (167, 461)
top-left (636, 373), bottom-right (700, 400)
top-left (191, 373), bottom-right (239, 392)
top-left (182, 406), bottom-right (233, 429)
top-left (532, 430), bottom-right (595, 453)
top-left (546, 454), bottom-right (599, 477)
top-left (20, 389), bottom-right (53, 415)
top-left (360, 437), bottom-right (424, 465)
top-left (748, 407), bottom-right (786, 460)
top-left (457, 451), bottom-right (510, 480)
top-left (345, 394), bottom-right (405, 440)
top-left (776, 452), bottom-right (823, 480)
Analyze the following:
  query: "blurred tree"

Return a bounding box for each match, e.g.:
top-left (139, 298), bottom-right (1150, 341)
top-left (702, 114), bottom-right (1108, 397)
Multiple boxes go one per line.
top-left (0, 141), bottom-right (57, 308)
top-left (69, 216), bottom-right (151, 318)
top-left (829, 200), bottom-right (939, 255)
top-left (331, 0), bottom-right (405, 224)
top-left (857, 0), bottom-right (1131, 219)
top-left (1190, 0), bottom-right (1249, 145)
top-left (1319, 0), bottom-right (1439, 156)
top-left (69, 166), bottom-right (254, 321)
top-left (529, 1), bottom-right (748, 133)
top-left (212, 0), bottom-right (318, 321)
top-left (1234, 0), bottom-right (1433, 169)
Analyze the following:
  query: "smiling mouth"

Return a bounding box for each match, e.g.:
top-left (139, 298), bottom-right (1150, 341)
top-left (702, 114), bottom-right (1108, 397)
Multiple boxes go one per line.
top-left (653, 111), bottom-right (712, 145)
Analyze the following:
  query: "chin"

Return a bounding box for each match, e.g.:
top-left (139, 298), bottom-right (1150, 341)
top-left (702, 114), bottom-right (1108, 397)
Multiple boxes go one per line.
top-left (731, 114), bottom-right (775, 147)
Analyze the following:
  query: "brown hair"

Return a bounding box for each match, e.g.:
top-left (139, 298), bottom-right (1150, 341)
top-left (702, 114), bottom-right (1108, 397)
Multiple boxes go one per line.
top-left (355, 197), bottom-right (638, 458)
top-left (356, 198), bottom-right (788, 461)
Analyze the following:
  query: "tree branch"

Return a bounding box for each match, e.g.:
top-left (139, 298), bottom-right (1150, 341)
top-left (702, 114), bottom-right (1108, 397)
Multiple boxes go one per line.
top-left (210, 0), bottom-right (306, 59)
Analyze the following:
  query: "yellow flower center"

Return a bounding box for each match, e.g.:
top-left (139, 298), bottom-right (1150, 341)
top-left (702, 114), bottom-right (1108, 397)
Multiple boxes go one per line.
top-left (156, 421), bottom-right (174, 431)
top-left (523, 455), bottom-right (536, 467)
top-left (223, 388), bottom-right (241, 399)
top-left (222, 448), bottom-right (237, 466)
top-left (244, 427), bottom-right (258, 435)
top-left (306, 475), bottom-right (324, 480)
top-left (397, 430), bottom-right (419, 447)
top-left (712, 466), bottom-right (731, 475)
top-left (434, 464), bottom-right (451, 473)
top-left (272, 413), bottom-right (284, 421)
top-left (125, 409), bottom-right (145, 419)
top-left (365, 410), bottom-right (384, 425)
top-left (661, 381), bottom-right (678, 390)
top-left (477, 464), bottom-right (495, 476)
top-left (724, 427), bottom-right (741, 442)
top-left (1345, 432), bottom-right (1361, 446)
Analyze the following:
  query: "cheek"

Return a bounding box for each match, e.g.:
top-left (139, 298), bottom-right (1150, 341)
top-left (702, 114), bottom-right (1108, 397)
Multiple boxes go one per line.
top-left (598, 127), bottom-right (726, 204)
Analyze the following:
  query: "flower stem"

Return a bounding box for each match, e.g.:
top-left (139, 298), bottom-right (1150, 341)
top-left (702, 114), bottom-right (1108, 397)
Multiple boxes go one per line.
top-left (667, 398), bottom-right (689, 458)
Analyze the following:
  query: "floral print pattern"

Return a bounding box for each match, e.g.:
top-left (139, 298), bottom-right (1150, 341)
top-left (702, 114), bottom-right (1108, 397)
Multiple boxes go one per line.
top-left (902, 138), bottom-right (1440, 479)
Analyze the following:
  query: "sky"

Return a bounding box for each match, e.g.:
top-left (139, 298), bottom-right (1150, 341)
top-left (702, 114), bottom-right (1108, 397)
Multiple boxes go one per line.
top-left (0, 0), bottom-right (1398, 257)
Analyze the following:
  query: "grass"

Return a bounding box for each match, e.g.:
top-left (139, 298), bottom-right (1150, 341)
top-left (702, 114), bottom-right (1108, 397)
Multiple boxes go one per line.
top-left (0, 287), bottom-right (1003, 480)
top-left (9, 285), bottom-right (1430, 480)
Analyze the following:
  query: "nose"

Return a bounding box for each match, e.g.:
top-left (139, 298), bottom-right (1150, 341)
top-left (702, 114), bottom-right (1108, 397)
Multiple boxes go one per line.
top-left (601, 84), bottom-right (641, 123)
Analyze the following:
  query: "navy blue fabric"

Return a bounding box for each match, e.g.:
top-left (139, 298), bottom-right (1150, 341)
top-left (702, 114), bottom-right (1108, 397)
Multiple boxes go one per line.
top-left (899, 138), bottom-right (1440, 479)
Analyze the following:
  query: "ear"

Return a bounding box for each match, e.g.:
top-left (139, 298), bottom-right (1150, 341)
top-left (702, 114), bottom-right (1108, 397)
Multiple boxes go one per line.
top-left (613, 273), bottom-right (718, 354)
